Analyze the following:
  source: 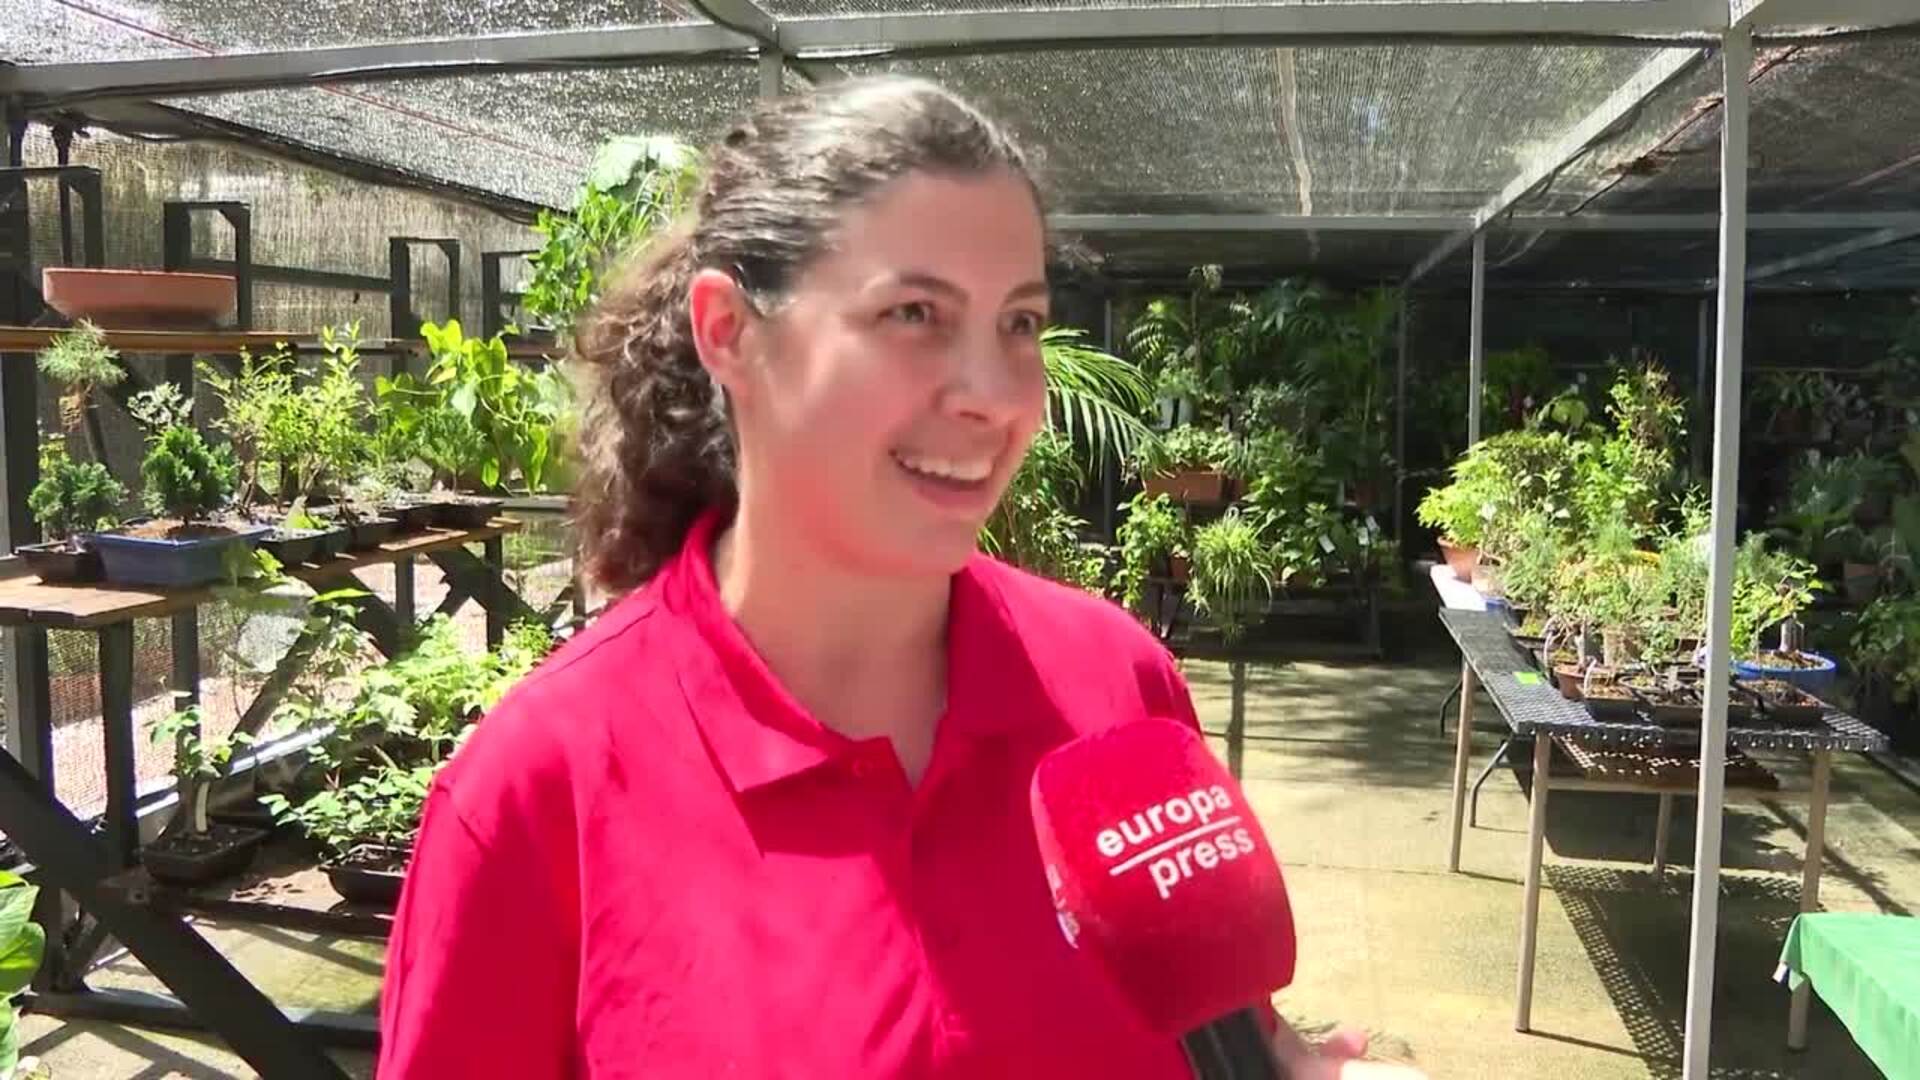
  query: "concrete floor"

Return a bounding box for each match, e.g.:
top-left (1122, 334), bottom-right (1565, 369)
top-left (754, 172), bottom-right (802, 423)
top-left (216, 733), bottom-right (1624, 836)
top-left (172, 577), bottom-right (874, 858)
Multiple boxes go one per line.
top-left (16, 648), bottom-right (1920, 1078)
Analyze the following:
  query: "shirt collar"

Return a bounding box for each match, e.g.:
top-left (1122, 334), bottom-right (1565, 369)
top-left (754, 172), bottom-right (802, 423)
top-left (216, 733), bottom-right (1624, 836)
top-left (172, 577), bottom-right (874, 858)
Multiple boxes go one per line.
top-left (659, 509), bottom-right (1040, 794)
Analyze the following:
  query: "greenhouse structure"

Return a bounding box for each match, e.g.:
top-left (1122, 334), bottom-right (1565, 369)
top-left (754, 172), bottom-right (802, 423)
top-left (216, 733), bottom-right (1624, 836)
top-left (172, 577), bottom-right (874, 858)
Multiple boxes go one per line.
top-left (1, 1), bottom-right (1919, 1078)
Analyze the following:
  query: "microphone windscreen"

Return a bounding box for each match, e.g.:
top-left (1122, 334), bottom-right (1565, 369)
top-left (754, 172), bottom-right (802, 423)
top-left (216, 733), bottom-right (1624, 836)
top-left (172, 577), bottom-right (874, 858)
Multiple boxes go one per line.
top-left (1030, 718), bottom-right (1295, 1038)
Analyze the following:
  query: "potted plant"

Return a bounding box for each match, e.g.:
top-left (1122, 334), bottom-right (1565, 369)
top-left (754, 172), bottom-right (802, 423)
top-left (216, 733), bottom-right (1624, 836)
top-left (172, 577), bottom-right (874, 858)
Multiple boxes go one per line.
top-left (1186, 510), bottom-right (1274, 643)
top-left (36, 320), bottom-right (124, 464)
top-left (263, 764), bottom-right (430, 906)
top-left (89, 386), bottom-right (267, 588)
top-left (140, 705), bottom-right (265, 886)
top-left (1850, 593), bottom-right (1920, 750)
top-left (1132, 425), bottom-right (1238, 506)
top-left (20, 437), bottom-right (124, 582)
top-left (1113, 492), bottom-right (1188, 613)
top-left (1728, 536), bottom-right (1832, 691)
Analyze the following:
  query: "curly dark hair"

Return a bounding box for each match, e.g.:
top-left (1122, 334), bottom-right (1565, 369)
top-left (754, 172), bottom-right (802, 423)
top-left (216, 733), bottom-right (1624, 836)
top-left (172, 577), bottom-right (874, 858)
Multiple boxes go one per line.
top-left (570, 76), bottom-right (1041, 593)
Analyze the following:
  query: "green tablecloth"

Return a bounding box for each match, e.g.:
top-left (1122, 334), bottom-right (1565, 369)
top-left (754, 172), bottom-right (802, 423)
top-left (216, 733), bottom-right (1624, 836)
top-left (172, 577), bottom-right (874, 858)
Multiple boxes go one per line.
top-left (1777, 912), bottom-right (1920, 1079)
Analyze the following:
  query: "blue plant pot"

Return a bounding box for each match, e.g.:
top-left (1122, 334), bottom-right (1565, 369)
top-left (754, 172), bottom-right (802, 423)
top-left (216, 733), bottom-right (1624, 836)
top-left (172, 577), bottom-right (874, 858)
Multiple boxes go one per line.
top-left (1732, 652), bottom-right (1838, 694)
top-left (88, 525), bottom-right (271, 588)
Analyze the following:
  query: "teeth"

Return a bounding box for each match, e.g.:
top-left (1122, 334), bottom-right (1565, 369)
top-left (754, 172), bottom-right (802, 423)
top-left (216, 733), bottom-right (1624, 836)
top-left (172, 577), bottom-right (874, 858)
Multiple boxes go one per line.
top-left (894, 452), bottom-right (992, 483)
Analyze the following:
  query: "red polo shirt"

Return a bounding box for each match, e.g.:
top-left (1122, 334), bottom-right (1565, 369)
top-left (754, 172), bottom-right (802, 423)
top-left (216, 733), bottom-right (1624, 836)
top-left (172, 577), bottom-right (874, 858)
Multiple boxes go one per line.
top-left (378, 511), bottom-right (1208, 1078)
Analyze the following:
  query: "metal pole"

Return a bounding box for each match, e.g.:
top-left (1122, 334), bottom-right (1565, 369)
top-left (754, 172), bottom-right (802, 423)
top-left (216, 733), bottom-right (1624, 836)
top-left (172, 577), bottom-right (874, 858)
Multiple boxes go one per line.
top-left (758, 50), bottom-right (784, 98)
top-left (1694, 296), bottom-right (1713, 481)
top-left (1394, 293), bottom-right (1410, 535)
top-left (1682, 27), bottom-right (1750, 1080)
top-left (1468, 233), bottom-right (1486, 445)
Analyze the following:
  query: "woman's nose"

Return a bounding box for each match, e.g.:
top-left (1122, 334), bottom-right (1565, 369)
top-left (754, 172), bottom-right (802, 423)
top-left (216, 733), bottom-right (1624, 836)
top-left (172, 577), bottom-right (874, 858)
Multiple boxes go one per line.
top-left (941, 325), bottom-right (1042, 426)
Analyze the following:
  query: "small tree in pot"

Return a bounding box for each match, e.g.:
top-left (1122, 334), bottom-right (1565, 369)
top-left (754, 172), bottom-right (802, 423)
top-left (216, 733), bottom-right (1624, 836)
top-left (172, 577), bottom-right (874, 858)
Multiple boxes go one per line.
top-left (90, 386), bottom-right (266, 588)
top-left (140, 704), bottom-right (264, 886)
top-left (20, 437), bottom-right (124, 582)
top-left (37, 319), bottom-right (124, 465)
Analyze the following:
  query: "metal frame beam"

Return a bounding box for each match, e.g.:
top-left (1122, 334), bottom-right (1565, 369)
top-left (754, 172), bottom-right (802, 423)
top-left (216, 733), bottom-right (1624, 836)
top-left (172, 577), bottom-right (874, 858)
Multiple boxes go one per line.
top-left (0, 4), bottom-right (1734, 105)
top-left (1747, 223), bottom-right (1920, 281)
top-left (1052, 211), bottom-right (1920, 234)
top-left (1408, 46), bottom-right (1710, 283)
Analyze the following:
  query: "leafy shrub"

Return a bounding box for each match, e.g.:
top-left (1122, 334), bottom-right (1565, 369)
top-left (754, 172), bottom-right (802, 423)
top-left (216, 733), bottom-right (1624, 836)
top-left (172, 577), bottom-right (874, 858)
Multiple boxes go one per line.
top-left (28, 437), bottom-right (123, 540)
top-left (142, 426), bottom-right (237, 523)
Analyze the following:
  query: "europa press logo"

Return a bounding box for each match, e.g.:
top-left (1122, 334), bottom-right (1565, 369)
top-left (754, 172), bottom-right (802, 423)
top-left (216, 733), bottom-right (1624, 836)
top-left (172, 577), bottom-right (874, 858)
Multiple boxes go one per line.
top-left (1099, 785), bottom-right (1256, 900)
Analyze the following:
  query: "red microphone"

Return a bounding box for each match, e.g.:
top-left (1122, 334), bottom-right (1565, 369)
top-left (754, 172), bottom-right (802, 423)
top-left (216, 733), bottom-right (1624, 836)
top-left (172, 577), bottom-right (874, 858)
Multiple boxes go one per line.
top-left (1030, 718), bottom-right (1296, 1079)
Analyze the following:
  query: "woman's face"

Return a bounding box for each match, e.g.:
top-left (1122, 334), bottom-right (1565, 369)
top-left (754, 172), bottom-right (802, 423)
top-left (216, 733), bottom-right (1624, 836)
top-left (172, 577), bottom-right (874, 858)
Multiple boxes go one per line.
top-left (707, 167), bottom-right (1051, 579)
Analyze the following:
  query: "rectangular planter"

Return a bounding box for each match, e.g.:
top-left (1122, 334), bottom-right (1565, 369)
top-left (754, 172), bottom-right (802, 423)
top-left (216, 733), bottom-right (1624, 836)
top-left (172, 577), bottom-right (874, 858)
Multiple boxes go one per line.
top-left (257, 527), bottom-right (324, 567)
top-left (16, 540), bottom-right (103, 584)
top-left (140, 825), bottom-right (267, 887)
top-left (343, 516), bottom-right (398, 552)
top-left (383, 500), bottom-right (436, 533)
top-left (89, 525), bottom-right (271, 588)
top-left (1143, 469), bottom-right (1231, 506)
top-left (427, 495), bottom-right (504, 529)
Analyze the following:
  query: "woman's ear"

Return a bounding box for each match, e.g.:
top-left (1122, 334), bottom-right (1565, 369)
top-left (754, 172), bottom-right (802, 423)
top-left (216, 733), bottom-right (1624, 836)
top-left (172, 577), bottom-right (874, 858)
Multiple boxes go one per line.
top-left (687, 268), bottom-right (757, 394)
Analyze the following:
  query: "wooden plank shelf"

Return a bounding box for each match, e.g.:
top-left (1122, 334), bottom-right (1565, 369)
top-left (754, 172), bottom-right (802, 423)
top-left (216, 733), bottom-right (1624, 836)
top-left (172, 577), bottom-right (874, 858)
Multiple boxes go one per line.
top-left (0, 519), bottom-right (520, 630)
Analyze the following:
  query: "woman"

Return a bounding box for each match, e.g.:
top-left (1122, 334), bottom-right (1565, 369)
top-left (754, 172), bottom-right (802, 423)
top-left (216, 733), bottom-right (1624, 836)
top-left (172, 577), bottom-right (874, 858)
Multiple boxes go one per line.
top-left (378, 77), bottom-right (1421, 1079)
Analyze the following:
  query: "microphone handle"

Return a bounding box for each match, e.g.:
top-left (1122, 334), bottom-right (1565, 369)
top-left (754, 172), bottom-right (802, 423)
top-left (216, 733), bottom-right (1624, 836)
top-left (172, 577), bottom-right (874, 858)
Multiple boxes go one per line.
top-left (1180, 1008), bottom-right (1285, 1080)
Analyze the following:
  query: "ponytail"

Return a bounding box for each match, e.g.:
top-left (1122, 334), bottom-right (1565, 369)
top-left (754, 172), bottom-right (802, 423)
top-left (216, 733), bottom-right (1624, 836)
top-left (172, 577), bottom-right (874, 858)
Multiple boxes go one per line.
top-left (570, 224), bottom-right (737, 594)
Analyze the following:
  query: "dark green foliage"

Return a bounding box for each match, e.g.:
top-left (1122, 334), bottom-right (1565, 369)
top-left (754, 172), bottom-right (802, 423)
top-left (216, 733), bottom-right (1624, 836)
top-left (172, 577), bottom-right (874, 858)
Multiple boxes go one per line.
top-left (29, 438), bottom-right (124, 540)
top-left (142, 426), bottom-right (237, 522)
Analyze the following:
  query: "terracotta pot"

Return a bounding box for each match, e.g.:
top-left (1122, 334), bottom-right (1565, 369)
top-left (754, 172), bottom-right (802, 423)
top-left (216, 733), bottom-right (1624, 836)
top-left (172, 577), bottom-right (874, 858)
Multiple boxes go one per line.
top-left (1168, 555), bottom-right (1191, 583)
top-left (1438, 540), bottom-right (1480, 583)
top-left (43, 268), bottom-right (236, 329)
top-left (1143, 469), bottom-right (1231, 506)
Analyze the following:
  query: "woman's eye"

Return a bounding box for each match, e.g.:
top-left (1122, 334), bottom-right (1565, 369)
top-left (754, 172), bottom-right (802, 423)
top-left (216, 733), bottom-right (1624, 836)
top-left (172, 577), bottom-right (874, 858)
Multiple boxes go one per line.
top-left (886, 301), bottom-right (935, 326)
top-left (1006, 311), bottom-right (1045, 337)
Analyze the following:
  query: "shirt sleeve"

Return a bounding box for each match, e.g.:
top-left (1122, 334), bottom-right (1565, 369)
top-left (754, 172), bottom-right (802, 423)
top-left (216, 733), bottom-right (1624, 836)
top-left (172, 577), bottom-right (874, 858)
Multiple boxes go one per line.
top-left (378, 780), bottom-right (579, 1079)
top-left (1140, 645), bottom-right (1202, 733)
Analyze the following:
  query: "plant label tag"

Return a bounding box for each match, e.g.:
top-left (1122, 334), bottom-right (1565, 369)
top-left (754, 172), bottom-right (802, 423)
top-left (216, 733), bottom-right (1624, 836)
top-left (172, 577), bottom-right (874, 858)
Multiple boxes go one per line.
top-left (1366, 515), bottom-right (1379, 533)
top-left (1513, 672), bottom-right (1544, 686)
top-left (1318, 535), bottom-right (1336, 554)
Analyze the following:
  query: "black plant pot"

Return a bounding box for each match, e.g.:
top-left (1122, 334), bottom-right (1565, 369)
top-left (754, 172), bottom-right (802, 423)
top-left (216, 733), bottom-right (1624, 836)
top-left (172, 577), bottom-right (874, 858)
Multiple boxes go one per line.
top-left (323, 845), bottom-right (409, 907)
top-left (429, 495), bottom-right (504, 530)
top-left (313, 523), bottom-right (351, 560)
top-left (344, 516), bottom-right (399, 552)
top-left (257, 527), bottom-right (324, 567)
top-left (382, 500), bottom-right (436, 534)
top-left (16, 539), bottom-right (102, 583)
top-left (140, 824), bottom-right (268, 887)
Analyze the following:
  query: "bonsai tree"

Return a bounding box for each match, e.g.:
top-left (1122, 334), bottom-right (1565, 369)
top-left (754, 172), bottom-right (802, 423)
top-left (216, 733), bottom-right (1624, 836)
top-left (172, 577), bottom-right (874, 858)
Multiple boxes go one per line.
top-left (141, 426), bottom-right (237, 525)
top-left (1729, 535), bottom-right (1820, 661)
top-left (37, 319), bottom-right (125, 463)
top-left (27, 437), bottom-right (124, 546)
top-left (150, 704), bottom-right (253, 837)
top-left (200, 347), bottom-right (296, 513)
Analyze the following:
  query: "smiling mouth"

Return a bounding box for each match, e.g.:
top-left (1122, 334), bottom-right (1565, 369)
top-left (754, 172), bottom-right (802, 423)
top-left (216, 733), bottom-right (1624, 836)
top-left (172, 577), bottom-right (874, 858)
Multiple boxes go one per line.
top-left (891, 450), bottom-right (995, 486)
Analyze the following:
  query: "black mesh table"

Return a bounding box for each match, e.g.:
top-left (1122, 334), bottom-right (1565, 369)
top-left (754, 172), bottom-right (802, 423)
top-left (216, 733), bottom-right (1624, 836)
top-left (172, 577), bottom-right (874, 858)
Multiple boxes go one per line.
top-left (1435, 607), bottom-right (1891, 1036)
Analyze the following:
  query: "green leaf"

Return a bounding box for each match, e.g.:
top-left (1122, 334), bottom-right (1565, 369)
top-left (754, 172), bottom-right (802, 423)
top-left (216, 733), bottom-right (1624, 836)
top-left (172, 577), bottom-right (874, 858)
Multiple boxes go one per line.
top-left (0, 913), bottom-right (44, 999)
top-left (448, 383), bottom-right (478, 422)
top-left (0, 879), bottom-right (36, 954)
top-left (0, 1008), bottom-right (18, 1078)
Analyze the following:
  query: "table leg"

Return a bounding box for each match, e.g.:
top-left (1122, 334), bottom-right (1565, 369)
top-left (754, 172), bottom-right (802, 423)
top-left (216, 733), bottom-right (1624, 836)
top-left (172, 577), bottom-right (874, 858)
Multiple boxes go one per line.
top-left (1788, 750), bottom-right (1832, 1050)
top-left (394, 555), bottom-right (415, 629)
top-left (98, 623), bottom-right (138, 869)
top-left (1447, 661), bottom-right (1477, 873)
top-left (1653, 792), bottom-right (1674, 877)
top-left (483, 535), bottom-right (505, 650)
top-left (1516, 732), bottom-right (1551, 1033)
top-left (1226, 659), bottom-right (1246, 781)
top-left (1469, 736), bottom-right (1512, 828)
